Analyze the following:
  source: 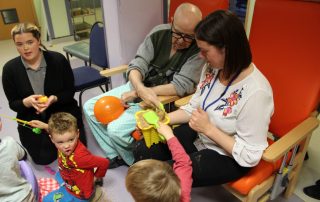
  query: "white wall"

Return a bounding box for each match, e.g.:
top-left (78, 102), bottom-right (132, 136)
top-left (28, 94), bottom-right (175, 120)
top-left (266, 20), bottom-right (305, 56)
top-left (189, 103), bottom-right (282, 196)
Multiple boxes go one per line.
top-left (47, 0), bottom-right (70, 38)
top-left (102, 0), bottom-right (164, 87)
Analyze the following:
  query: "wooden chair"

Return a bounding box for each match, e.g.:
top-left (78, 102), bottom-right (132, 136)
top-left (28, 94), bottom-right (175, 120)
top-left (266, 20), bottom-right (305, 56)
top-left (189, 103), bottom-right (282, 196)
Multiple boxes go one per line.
top-left (175, 0), bottom-right (320, 201)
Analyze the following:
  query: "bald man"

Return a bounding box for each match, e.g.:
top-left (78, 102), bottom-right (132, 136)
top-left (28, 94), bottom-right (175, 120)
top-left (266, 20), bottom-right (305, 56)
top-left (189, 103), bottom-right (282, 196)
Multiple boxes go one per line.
top-left (83, 3), bottom-right (204, 168)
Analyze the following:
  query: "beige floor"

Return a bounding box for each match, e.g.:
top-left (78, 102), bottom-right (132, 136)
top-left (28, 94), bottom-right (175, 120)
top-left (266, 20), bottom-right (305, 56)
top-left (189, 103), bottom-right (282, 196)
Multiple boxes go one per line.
top-left (0, 38), bottom-right (319, 201)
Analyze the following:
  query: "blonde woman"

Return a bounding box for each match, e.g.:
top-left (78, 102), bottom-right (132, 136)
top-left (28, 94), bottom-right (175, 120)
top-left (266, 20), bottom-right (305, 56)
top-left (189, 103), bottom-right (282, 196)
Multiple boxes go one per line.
top-left (2, 23), bottom-right (86, 165)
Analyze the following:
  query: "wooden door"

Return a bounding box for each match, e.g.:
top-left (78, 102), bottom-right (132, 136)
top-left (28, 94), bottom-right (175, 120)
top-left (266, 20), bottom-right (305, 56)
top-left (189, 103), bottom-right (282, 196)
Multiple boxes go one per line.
top-left (0, 0), bottom-right (38, 40)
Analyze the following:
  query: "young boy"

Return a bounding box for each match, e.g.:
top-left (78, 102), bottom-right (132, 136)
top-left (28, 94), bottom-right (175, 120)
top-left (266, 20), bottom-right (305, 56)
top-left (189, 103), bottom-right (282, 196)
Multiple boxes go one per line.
top-left (33, 112), bottom-right (109, 202)
top-left (126, 122), bottom-right (193, 202)
top-left (0, 118), bottom-right (36, 202)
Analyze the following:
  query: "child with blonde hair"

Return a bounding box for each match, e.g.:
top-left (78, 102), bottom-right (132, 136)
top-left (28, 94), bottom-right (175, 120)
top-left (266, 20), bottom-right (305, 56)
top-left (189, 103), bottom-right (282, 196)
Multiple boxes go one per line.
top-left (30, 112), bottom-right (109, 201)
top-left (126, 122), bottom-right (192, 202)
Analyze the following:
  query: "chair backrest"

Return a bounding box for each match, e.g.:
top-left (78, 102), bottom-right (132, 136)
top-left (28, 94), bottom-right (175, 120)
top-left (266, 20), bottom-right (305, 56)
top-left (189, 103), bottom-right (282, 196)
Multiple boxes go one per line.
top-left (89, 22), bottom-right (108, 68)
top-left (249, 0), bottom-right (320, 137)
top-left (168, 0), bottom-right (229, 21)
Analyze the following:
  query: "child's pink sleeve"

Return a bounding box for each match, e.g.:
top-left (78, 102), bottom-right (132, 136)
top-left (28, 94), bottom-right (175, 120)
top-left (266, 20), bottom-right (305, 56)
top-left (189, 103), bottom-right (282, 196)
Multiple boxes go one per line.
top-left (167, 137), bottom-right (193, 202)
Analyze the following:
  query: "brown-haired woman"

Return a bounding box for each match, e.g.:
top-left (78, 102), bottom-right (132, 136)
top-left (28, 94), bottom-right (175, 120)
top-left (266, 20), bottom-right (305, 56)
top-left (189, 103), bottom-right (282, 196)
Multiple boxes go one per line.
top-left (134, 10), bottom-right (274, 186)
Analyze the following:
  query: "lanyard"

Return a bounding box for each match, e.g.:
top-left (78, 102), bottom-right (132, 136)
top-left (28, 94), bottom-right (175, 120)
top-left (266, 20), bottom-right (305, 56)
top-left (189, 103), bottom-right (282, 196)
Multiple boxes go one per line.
top-left (202, 70), bottom-right (239, 111)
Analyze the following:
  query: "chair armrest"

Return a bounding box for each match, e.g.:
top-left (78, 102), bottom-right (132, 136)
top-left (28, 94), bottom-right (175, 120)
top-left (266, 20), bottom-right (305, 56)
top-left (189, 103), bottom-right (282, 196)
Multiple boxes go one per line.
top-left (99, 64), bottom-right (180, 108)
top-left (100, 65), bottom-right (128, 77)
top-left (140, 95), bottom-right (180, 108)
top-left (174, 94), bottom-right (193, 107)
top-left (158, 95), bottom-right (180, 104)
top-left (262, 116), bottom-right (319, 162)
top-left (310, 110), bottom-right (319, 117)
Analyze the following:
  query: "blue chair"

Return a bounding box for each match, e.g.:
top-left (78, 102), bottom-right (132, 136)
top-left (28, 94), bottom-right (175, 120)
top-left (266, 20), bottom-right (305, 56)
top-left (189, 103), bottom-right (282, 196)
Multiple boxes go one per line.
top-left (63, 41), bottom-right (90, 66)
top-left (73, 22), bottom-right (109, 109)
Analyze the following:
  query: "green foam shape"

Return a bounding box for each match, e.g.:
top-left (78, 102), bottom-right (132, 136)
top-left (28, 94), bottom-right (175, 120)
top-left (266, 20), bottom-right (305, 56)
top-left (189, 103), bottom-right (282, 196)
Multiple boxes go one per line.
top-left (158, 103), bottom-right (165, 111)
top-left (32, 128), bottom-right (42, 134)
top-left (143, 111), bottom-right (159, 128)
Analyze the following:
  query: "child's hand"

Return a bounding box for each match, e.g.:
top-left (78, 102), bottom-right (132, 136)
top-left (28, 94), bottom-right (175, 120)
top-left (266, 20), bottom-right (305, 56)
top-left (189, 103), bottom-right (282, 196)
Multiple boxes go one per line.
top-left (28, 120), bottom-right (48, 131)
top-left (156, 122), bottom-right (174, 140)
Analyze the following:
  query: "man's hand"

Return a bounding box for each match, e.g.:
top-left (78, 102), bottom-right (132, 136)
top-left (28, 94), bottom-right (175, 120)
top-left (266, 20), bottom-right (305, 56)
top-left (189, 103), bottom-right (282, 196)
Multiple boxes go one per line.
top-left (121, 90), bottom-right (138, 104)
top-left (136, 86), bottom-right (161, 109)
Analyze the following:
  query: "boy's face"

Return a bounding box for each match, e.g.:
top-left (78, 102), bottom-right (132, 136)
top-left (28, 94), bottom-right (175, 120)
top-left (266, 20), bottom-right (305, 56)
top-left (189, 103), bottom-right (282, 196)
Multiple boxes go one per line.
top-left (50, 129), bottom-right (79, 156)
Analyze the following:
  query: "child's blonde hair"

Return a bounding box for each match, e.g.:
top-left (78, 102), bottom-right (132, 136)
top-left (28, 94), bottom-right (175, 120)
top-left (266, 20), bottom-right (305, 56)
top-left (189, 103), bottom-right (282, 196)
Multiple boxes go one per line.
top-left (126, 159), bottom-right (181, 202)
top-left (11, 22), bottom-right (47, 50)
top-left (48, 112), bottom-right (78, 135)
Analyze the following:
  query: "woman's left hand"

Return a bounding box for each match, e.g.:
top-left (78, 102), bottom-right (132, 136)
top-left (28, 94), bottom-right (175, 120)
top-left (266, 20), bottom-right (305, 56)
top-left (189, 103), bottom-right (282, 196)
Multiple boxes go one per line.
top-left (189, 107), bottom-right (213, 134)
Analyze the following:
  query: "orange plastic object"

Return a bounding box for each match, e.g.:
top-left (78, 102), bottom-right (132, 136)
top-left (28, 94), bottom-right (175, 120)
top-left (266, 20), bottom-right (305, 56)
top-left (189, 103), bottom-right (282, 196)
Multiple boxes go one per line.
top-left (135, 110), bottom-right (169, 148)
top-left (38, 96), bottom-right (48, 103)
top-left (94, 96), bottom-right (125, 124)
top-left (132, 130), bottom-right (142, 141)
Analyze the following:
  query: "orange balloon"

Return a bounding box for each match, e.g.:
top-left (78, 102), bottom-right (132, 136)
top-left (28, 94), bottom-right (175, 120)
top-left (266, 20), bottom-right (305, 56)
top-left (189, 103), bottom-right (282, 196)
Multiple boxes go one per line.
top-left (94, 96), bottom-right (125, 124)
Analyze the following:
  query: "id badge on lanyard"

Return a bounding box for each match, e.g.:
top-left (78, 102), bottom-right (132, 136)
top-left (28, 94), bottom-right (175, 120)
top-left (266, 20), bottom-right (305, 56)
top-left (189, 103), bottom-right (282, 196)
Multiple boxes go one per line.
top-left (193, 137), bottom-right (207, 151)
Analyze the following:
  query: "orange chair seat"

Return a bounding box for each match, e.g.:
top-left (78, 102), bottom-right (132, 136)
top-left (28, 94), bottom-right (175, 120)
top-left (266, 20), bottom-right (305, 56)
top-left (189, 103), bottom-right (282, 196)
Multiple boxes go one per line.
top-left (228, 159), bottom-right (275, 195)
top-left (228, 139), bottom-right (282, 195)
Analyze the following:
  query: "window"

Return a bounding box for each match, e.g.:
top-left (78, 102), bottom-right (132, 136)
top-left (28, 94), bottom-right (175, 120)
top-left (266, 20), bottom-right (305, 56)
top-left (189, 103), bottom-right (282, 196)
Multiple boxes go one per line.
top-left (1, 8), bottom-right (19, 24)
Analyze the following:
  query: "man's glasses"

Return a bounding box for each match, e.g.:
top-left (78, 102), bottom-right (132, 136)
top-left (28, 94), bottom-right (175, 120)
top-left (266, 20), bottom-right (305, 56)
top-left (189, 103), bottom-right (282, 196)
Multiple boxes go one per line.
top-left (171, 21), bottom-right (195, 43)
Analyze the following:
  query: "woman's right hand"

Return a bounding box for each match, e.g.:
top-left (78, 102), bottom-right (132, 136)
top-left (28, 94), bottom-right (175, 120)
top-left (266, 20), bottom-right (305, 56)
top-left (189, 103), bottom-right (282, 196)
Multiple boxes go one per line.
top-left (156, 122), bottom-right (174, 140)
top-left (23, 95), bottom-right (47, 114)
